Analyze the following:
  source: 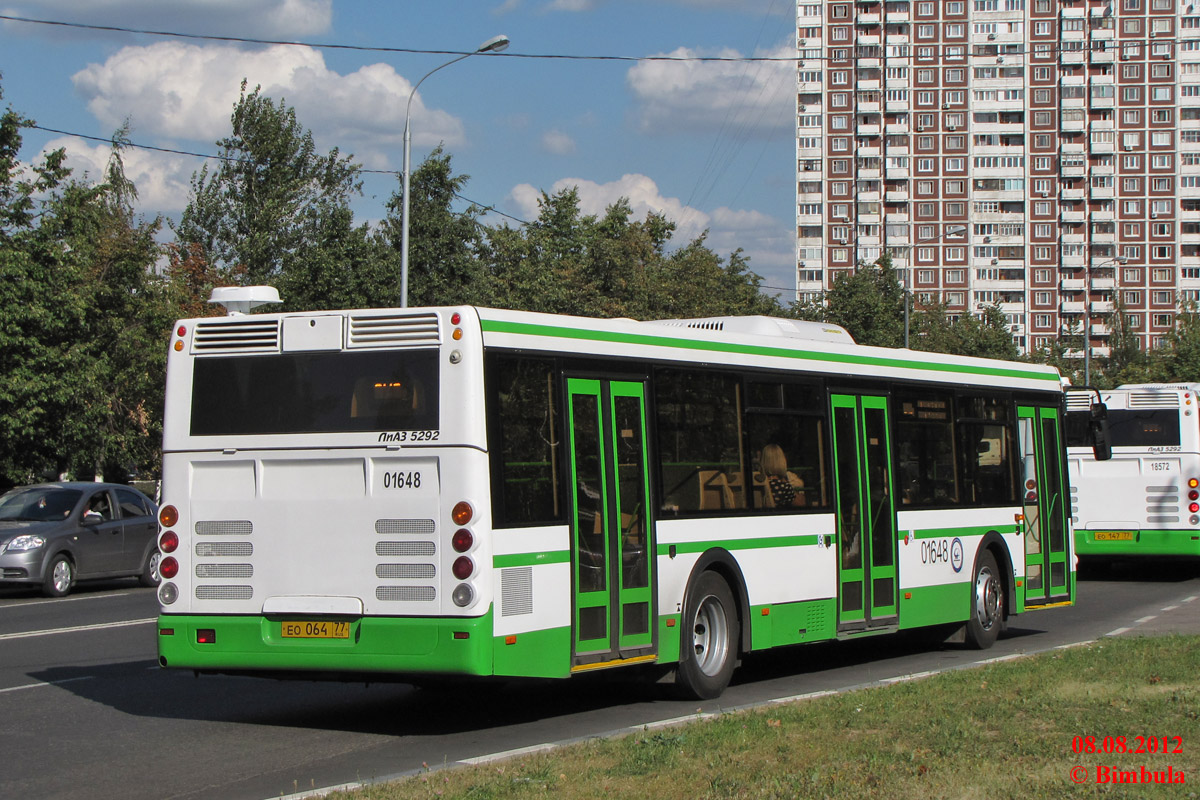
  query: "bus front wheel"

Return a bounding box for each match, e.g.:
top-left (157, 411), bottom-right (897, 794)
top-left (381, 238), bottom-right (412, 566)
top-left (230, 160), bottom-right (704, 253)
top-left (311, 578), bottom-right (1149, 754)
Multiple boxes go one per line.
top-left (965, 550), bottom-right (1004, 649)
top-left (676, 571), bottom-right (739, 699)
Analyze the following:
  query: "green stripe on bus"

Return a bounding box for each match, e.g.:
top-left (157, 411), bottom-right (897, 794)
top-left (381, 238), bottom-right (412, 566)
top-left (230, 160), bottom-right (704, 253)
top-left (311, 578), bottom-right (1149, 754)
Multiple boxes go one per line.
top-left (480, 319), bottom-right (1059, 383)
top-left (905, 524), bottom-right (1018, 540)
top-left (493, 551), bottom-right (571, 569)
top-left (656, 534), bottom-right (821, 557)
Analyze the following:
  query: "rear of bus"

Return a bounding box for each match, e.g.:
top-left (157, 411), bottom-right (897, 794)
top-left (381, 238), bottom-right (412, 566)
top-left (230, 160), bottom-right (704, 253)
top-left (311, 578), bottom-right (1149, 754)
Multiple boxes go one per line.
top-left (1067, 384), bottom-right (1200, 558)
top-left (156, 299), bottom-right (498, 678)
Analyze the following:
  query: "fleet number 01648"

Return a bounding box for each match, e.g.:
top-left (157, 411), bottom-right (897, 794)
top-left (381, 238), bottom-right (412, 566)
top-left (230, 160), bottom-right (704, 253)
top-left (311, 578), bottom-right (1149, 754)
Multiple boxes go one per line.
top-left (382, 471), bottom-right (422, 489)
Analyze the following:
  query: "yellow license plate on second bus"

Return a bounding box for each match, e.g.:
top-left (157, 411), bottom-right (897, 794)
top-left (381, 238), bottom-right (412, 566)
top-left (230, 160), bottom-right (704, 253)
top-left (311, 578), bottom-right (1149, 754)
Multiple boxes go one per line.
top-left (281, 620), bottom-right (351, 639)
top-left (1094, 531), bottom-right (1134, 541)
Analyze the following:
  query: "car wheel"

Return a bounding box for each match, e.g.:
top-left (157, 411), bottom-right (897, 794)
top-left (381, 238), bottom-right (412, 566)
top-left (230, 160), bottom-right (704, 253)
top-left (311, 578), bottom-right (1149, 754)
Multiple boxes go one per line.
top-left (675, 571), bottom-right (739, 700)
top-left (139, 549), bottom-right (161, 588)
top-left (43, 554), bottom-right (74, 598)
top-left (965, 549), bottom-right (1004, 649)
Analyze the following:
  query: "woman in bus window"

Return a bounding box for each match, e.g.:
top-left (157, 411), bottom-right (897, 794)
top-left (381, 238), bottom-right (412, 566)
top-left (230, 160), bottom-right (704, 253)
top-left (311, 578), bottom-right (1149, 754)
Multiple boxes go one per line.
top-left (762, 444), bottom-right (805, 507)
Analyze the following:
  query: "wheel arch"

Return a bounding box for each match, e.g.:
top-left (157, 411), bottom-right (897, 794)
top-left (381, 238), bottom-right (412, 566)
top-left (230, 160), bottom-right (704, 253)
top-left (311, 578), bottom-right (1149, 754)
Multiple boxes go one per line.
top-left (975, 530), bottom-right (1014, 619)
top-left (682, 548), bottom-right (751, 655)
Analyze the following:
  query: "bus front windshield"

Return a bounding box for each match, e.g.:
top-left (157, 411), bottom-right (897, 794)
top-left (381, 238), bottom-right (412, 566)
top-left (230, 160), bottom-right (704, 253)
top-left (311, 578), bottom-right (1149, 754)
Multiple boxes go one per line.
top-left (190, 350), bottom-right (440, 435)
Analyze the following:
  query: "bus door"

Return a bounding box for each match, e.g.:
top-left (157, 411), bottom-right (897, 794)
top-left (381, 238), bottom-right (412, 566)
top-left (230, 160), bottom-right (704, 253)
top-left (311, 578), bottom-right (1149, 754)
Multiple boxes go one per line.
top-left (1018, 405), bottom-right (1071, 605)
top-left (565, 378), bottom-right (656, 669)
top-left (830, 394), bottom-right (899, 631)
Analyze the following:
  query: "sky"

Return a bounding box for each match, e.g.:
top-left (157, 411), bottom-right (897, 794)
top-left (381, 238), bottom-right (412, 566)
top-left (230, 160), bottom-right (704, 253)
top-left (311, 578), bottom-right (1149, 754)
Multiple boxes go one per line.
top-left (0, 0), bottom-right (799, 296)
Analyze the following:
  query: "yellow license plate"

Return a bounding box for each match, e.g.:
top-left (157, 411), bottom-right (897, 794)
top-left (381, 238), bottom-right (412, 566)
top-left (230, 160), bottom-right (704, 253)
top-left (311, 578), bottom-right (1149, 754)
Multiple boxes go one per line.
top-left (281, 620), bottom-right (351, 639)
top-left (1094, 531), bottom-right (1134, 541)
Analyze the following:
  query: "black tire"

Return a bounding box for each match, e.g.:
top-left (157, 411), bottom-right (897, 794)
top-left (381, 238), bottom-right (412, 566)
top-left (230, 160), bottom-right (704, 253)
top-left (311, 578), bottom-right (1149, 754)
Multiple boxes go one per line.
top-left (965, 549), bottom-right (1004, 649)
top-left (139, 548), bottom-right (161, 588)
top-left (42, 554), bottom-right (74, 598)
top-left (676, 571), bottom-right (739, 699)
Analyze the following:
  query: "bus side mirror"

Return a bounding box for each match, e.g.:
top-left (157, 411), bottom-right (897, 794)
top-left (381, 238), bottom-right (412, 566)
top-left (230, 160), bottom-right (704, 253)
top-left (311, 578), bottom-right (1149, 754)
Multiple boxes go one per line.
top-left (1089, 402), bottom-right (1111, 461)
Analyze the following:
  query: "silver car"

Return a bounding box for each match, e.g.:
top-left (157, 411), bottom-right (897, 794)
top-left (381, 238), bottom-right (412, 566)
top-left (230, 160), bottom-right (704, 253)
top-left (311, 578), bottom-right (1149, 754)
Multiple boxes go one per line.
top-left (0, 482), bottom-right (160, 597)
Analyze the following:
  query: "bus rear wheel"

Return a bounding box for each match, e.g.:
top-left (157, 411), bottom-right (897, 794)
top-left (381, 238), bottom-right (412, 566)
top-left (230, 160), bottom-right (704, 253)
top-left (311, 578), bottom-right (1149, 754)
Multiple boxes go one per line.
top-left (965, 550), bottom-right (1004, 649)
top-left (676, 571), bottom-right (739, 699)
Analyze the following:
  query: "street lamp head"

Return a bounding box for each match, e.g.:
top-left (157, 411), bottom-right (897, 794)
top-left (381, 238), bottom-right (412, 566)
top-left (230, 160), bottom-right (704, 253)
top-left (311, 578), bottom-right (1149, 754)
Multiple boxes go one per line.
top-left (477, 34), bottom-right (510, 53)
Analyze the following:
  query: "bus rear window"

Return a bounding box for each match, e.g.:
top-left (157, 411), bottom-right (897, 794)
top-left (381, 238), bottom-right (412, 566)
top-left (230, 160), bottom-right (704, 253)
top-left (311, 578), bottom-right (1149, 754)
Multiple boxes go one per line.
top-left (190, 350), bottom-right (439, 435)
top-left (1104, 409), bottom-right (1181, 448)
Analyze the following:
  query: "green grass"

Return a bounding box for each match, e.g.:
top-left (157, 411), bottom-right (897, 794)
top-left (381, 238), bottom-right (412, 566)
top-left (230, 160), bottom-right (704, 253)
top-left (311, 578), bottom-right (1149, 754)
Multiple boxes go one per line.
top-left (327, 636), bottom-right (1199, 800)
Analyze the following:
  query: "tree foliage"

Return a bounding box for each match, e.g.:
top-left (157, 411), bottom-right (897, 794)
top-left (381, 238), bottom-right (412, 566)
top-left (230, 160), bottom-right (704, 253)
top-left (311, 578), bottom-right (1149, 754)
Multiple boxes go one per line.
top-left (174, 82), bottom-right (362, 288)
top-left (0, 83), bottom-right (168, 487)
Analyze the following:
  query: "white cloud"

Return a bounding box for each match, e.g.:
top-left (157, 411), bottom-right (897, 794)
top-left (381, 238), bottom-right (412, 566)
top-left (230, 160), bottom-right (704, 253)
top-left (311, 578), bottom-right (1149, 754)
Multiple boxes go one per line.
top-left (544, 0), bottom-right (594, 10)
top-left (5, 0), bottom-right (332, 37)
top-left (540, 129), bottom-right (576, 155)
top-left (71, 42), bottom-right (463, 168)
top-left (626, 42), bottom-right (794, 135)
top-left (42, 135), bottom-right (197, 212)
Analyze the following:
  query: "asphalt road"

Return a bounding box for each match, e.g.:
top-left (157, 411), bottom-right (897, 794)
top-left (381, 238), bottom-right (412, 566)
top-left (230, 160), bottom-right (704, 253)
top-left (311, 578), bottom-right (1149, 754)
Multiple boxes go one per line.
top-left (1, 560), bottom-right (1198, 800)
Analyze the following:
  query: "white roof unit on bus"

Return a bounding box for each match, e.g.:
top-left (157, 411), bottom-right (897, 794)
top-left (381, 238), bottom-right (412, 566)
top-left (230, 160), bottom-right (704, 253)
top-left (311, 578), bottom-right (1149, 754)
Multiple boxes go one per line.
top-left (646, 315), bottom-right (855, 344)
top-left (208, 286), bottom-right (282, 316)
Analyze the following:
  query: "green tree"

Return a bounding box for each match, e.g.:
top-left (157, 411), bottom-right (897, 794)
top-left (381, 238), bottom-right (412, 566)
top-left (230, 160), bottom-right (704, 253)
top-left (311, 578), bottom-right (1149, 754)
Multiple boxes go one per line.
top-left (1150, 301), bottom-right (1200, 382)
top-left (0, 91), bottom-right (167, 485)
top-left (175, 82), bottom-right (362, 288)
top-left (379, 146), bottom-right (488, 308)
top-left (795, 254), bottom-right (905, 347)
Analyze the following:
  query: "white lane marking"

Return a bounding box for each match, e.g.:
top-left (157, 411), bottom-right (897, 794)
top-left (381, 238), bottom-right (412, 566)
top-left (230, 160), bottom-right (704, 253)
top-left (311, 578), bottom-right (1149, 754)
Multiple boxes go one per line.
top-left (880, 670), bottom-right (937, 684)
top-left (1106, 627), bottom-right (1131, 637)
top-left (1162, 605), bottom-right (1179, 612)
top-left (0, 591), bottom-right (141, 609)
top-left (0, 676), bottom-right (94, 694)
top-left (0, 617), bottom-right (156, 641)
top-left (1135, 615), bottom-right (1158, 625)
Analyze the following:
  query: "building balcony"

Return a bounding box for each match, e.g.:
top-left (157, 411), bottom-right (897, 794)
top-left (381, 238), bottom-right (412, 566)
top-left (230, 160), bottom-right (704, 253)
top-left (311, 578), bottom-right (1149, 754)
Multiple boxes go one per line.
top-left (1090, 49), bottom-right (1116, 64)
top-left (1060, 50), bottom-right (1086, 65)
top-left (1089, 186), bottom-right (1115, 199)
top-left (857, 78), bottom-right (881, 91)
top-left (1089, 96), bottom-right (1116, 109)
top-left (1062, 186), bottom-right (1086, 200)
top-left (1061, 278), bottom-right (1086, 291)
top-left (885, 189), bottom-right (909, 202)
top-left (1062, 300), bottom-right (1086, 314)
top-left (1089, 209), bottom-right (1115, 222)
top-left (1061, 165), bottom-right (1086, 179)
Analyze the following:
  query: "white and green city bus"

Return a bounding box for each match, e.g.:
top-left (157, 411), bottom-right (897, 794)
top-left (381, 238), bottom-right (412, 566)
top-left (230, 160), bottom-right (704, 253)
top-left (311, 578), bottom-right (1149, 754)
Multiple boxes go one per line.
top-left (156, 289), bottom-right (1076, 698)
top-left (1067, 383), bottom-right (1200, 559)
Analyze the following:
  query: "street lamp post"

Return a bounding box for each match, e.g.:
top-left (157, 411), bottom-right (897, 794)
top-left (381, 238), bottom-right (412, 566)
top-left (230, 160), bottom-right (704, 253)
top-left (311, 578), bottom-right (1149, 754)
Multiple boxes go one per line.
top-left (1083, 255), bottom-right (1128, 386)
top-left (400, 34), bottom-right (509, 308)
top-left (904, 225), bottom-right (966, 348)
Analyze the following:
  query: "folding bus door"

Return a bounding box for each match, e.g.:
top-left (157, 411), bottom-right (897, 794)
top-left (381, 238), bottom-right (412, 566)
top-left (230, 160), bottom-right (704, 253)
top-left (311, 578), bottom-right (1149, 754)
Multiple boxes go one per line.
top-left (1018, 405), bottom-right (1072, 606)
top-left (565, 378), bottom-right (656, 670)
top-left (830, 394), bottom-right (899, 631)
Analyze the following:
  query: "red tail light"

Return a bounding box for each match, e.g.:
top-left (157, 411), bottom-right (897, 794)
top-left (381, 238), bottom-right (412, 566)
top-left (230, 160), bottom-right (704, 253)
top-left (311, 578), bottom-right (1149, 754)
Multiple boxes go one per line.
top-left (452, 529), bottom-right (474, 553)
top-left (452, 556), bottom-right (475, 580)
top-left (159, 531), bottom-right (179, 553)
top-left (160, 557), bottom-right (179, 579)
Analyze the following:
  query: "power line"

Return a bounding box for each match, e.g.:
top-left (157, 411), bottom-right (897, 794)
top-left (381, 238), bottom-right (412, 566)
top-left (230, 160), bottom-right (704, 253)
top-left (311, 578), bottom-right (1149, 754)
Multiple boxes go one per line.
top-left (0, 13), bottom-right (802, 62)
top-left (27, 123), bottom-right (530, 225)
top-left (1, 12), bottom-right (1184, 65)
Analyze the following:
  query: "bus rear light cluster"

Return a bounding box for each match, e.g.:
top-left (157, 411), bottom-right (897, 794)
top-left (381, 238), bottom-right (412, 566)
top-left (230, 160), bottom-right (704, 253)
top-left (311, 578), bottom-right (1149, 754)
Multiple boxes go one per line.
top-left (158, 504), bottom-right (182, 604)
top-left (1190, 480), bottom-right (1200, 524)
top-left (450, 500), bottom-right (478, 608)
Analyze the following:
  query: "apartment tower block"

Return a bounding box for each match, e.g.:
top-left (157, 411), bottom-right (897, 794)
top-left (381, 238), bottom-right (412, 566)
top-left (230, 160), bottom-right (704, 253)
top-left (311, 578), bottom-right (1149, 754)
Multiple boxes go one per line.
top-left (795, 0), bottom-right (1200, 357)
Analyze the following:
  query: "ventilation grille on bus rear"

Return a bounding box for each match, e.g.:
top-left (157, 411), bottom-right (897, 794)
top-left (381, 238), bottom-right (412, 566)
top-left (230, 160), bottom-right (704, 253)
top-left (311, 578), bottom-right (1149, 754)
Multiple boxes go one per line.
top-left (1129, 391), bottom-right (1180, 408)
top-left (1146, 484), bottom-right (1180, 523)
top-left (375, 517), bottom-right (437, 603)
top-left (1064, 393), bottom-right (1094, 411)
top-left (195, 585), bottom-right (253, 600)
top-left (193, 320), bottom-right (280, 353)
top-left (196, 520), bottom-right (253, 536)
top-left (347, 313), bottom-right (441, 349)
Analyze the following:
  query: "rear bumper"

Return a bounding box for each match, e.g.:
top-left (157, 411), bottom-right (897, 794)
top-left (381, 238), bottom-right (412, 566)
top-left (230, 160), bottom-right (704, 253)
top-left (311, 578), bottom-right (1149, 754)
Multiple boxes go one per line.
top-left (157, 609), bottom-right (495, 676)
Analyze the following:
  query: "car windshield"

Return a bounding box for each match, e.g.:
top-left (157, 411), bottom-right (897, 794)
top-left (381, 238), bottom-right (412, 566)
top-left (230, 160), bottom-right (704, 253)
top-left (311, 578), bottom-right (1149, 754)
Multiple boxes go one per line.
top-left (0, 488), bottom-right (82, 522)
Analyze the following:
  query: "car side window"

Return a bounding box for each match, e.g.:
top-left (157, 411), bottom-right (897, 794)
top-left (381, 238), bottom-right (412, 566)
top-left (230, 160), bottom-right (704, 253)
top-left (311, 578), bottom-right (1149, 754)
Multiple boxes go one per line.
top-left (86, 492), bottom-right (114, 521)
top-left (116, 488), bottom-right (149, 519)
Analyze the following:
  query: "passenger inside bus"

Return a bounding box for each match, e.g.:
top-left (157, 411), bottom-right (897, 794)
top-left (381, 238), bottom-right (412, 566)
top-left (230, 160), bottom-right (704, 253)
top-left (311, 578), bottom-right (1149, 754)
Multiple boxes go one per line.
top-left (761, 444), bottom-right (805, 508)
